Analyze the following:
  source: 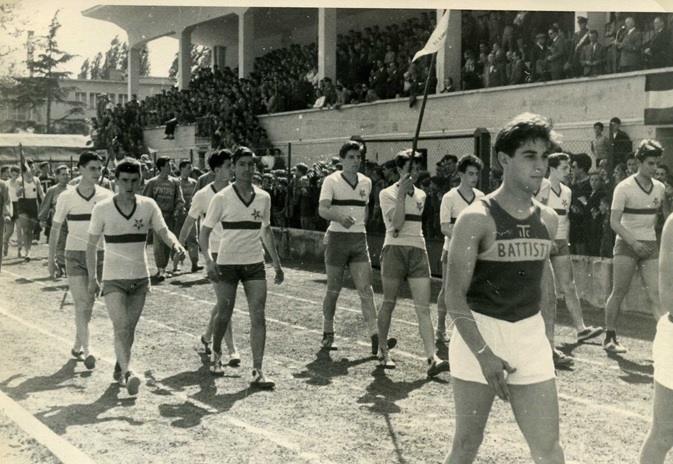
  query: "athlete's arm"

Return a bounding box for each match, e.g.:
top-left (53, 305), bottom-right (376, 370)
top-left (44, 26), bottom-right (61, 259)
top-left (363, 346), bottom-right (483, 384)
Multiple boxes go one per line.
top-left (318, 199), bottom-right (355, 229)
top-left (659, 215), bottom-right (673, 314)
top-left (47, 221), bottom-right (62, 277)
top-left (390, 174), bottom-right (412, 230)
top-left (156, 226), bottom-right (186, 259)
top-left (178, 216), bottom-right (197, 245)
top-left (37, 188), bottom-right (53, 224)
top-left (610, 209), bottom-right (649, 256)
top-left (85, 234), bottom-right (101, 296)
top-left (539, 206), bottom-right (560, 341)
top-left (174, 181), bottom-right (186, 215)
top-left (447, 206), bottom-right (516, 401)
top-left (261, 225), bottom-right (284, 285)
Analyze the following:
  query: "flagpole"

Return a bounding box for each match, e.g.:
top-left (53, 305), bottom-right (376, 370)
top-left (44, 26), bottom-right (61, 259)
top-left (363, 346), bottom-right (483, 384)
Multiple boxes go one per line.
top-left (412, 52), bottom-right (436, 155)
top-left (19, 144), bottom-right (25, 195)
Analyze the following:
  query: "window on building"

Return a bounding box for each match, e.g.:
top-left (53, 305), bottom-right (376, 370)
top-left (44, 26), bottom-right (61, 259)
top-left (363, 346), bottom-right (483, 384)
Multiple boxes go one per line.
top-left (89, 93), bottom-right (96, 109)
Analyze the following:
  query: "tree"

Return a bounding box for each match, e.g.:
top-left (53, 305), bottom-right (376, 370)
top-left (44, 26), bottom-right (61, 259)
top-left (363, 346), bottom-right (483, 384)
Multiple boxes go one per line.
top-left (0, 3), bottom-right (27, 77)
top-left (2, 11), bottom-right (84, 133)
top-left (168, 45), bottom-right (211, 79)
top-left (78, 58), bottom-right (90, 79)
top-left (89, 52), bottom-right (103, 80)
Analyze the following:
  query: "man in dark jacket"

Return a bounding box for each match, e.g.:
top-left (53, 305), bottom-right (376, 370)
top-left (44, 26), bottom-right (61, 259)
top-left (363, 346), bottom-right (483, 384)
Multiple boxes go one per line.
top-left (644, 16), bottom-right (673, 69)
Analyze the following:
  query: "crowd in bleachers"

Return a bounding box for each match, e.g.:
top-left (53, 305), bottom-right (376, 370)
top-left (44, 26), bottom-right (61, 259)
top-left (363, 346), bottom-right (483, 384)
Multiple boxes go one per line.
top-left (460, 11), bottom-right (673, 90)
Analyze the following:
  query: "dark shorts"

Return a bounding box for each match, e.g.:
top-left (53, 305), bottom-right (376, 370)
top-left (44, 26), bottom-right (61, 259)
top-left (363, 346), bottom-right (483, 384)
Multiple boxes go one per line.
top-left (217, 262), bottom-right (266, 284)
top-left (11, 201), bottom-right (18, 221)
top-left (381, 245), bottom-right (430, 280)
top-left (550, 239), bottom-right (570, 257)
top-left (17, 198), bottom-right (38, 219)
top-left (102, 278), bottom-right (151, 296)
top-left (324, 231), bottom-right (370, 267)
top-left (65, 250), bottom-right (103, 278)
top-left (613, 239), bottom-right (659, 261)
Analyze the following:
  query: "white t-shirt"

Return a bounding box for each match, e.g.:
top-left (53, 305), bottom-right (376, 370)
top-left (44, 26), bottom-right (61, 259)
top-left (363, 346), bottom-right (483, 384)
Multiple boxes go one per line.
top-left (319, 172), bottom-right (371, 234)
top-left (188, 183), bottom-right (223, 252)
top-left (53, 185), bottom-right (113, 251)
top-left (546, 183), bottom-right (572, 240)
top-left (379, 183), bottom-right (426, 250)
top-left (89, 195), bottom-right (167, 280)
top-left (202, 184), bottom-right (271, 265)
top-left (440, 187), bottom-right (484, 251)
top-left (612, 175), bottom-right (665, 242)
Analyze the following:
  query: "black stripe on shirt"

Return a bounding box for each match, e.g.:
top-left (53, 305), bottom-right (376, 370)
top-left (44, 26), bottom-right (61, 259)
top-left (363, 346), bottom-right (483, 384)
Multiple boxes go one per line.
top-left (405, 214), bottom-right (422, 222)
top-left (623, 207), bottom-right (658, 215)
top-left (221, 221), bottom-right (262, 230)
top-left (331, 199), bottom-right (367, 207)
top-left (67, 213), bottom-right (92, 221)
top-left (553, 209), bottom-right (567, 216)
top-left (104, 233), bottom-right (148, 243)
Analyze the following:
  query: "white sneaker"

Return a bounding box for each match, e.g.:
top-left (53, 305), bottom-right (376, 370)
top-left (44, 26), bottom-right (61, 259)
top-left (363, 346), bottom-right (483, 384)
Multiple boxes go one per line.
top-left (603, 339), bottom-right (627, 354)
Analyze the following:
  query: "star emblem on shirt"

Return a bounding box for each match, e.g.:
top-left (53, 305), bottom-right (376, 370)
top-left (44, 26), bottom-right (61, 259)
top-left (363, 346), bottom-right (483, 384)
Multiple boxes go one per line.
top-left (359, 189), bottom-right (367, 198)
top-left (539, 197), bottom-right (548, 205)
top-left (562, 199), bottom-right (568, 208)
top-left (251, 209), bottom-right (262, 220)
top-left (133, 219), bottom-right (144, 230)
top-left (653, 197), bottom-right (660, 206)
top-left (416, 201), bottom-right (423, 212)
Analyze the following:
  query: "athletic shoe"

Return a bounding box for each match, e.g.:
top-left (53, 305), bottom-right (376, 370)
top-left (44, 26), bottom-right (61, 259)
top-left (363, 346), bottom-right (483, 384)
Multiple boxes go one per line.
top-left (427, 358), bottom-right (450, 377)
top-left (603, 339), bottom-right (628, 354)
top-left (83, 354), bottom-right (96, 370)
top-left (24, 254), bottom-right (30, 262)
top-left (250, 369), bottom-right (275, 389)
top-left (200, 335), bottom-right (212, 355)
top-left (210, 352), bottom-right (225, 376)
top-left (228, 353), bottom-right (241, 367)
top-left (152, 272), bottom-right (166, 283)
top-left (553, 349), bottom-right (574, 368)
top-left (370, 334), bottom-right (398, 356)
top-left (577, 326), bottom-right (604, 343)
top-left (191, 264), bottom-right (204, 273)
top-left (126, 372), bottom-right (141, 395)
top-left (113, 362), bottom-right (122, 381)
top-left (379, 349), bottom-right (396, 369)
top-left (320, 332), bottom-right (337, 350)
top-left (71, 349), bottom-right (83, 359)
top-left (172, 263), bottom-right (181, 273)
top-left (436, 330), bottom-right (450, 343)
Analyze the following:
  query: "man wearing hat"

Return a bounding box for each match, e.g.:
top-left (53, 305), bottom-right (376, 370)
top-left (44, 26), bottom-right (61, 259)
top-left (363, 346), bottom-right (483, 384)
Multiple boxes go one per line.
top-left (567, 16), bottom-right (591, 78)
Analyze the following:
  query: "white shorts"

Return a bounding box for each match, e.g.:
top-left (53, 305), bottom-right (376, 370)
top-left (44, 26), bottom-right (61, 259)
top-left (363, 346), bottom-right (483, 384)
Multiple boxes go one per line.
top-left (653, 314), bottom-right (673, 391)
top-left (449, 311), bottom-right (555, 385)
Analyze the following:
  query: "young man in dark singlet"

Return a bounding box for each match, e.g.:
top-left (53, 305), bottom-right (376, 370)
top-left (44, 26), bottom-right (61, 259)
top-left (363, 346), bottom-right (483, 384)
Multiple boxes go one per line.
top-left (444, 113), bottom-right (564, 464)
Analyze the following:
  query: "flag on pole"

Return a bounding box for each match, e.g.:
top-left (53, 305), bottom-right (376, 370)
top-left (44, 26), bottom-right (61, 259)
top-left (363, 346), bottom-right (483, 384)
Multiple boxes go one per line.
top-left (18, 144), bottom-right (31, 174)
top-left (412, 10), bottom-right (450, 62)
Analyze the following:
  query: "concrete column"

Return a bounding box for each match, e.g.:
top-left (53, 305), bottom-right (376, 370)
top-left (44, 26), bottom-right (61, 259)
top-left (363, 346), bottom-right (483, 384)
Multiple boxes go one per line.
top-left (178, 28), bottom-right (193, 90)
top-left (318, 8), bottom-right (337, 81)
top-left (238, 10), bottom-right (254, 78)
top-left (127, 46), bottom-right (141, 99)
top-left (436, 9), bottom-right (461, 93)
top-left (212, 46), bottom-right (226, 70)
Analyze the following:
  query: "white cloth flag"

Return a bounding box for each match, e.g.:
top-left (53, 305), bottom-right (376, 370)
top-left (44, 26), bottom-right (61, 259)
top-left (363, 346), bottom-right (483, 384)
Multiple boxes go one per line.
top-left (412, 10), bottom-right (450, 62)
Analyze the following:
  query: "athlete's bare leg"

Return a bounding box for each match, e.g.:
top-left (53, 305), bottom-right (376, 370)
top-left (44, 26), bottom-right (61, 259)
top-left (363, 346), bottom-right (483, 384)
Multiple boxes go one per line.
top-left (605, 255), bottom-right (638, 331)
top-left (322, 264), bottom-right (346, 333)
top-left (445, 379), bottom-right (495, 464)
top-left (640, 382), bottom-right (673, 463)
top-left (242, 279), bottom-right (268, 370)
top-left (408, 277), bottom-right (436, 359)
top-left (349, 260), bottom-right (378, 335)
top-left (69, 275), bottom-right (96, 356)
top-left (437, 259), bottom-right (450, 338)
top-left (104, 290), bottom-right (146, 375)
top-left (551, 254), bottom-right (588, 332)
top-left (639, 259), bottom-right (664, 320)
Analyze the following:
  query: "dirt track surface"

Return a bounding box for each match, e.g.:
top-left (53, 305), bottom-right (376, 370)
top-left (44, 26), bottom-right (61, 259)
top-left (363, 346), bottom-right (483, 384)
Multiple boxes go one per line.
top-left (0, 243), bottom-right (664, 463)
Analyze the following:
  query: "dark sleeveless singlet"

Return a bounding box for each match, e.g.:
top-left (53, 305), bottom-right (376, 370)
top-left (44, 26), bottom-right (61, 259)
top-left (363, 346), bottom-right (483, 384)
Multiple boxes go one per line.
top-left (466, 198), bottom-right (551, 322)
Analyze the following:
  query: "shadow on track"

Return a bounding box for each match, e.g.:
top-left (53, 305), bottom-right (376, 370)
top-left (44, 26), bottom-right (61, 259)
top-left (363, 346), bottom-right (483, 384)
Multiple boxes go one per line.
top-left (292, 348), bottom-right (374, 386)
top-left (0, 359), bottom-right (84, 401)
top-left (35, 383), bottom-right (141, 434)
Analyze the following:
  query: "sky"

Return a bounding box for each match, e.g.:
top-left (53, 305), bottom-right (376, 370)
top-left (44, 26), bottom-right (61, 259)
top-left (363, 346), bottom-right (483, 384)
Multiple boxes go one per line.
top-left (4, 0), bottom-right (177, 78)
top-left (3, 0), bottom-right (672, 79)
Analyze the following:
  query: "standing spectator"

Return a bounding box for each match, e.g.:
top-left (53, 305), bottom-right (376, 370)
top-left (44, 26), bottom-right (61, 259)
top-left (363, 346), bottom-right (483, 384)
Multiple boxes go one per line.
top-left (644, 16), bottom-right (673, 69)
top-left (568, 16), bottom-right (591, 78)
top-left (546, 26), bottom-right (568, 81)
top-left (372, 60), bottom-right (388, 101)
top-left (142, 156), bottom-right (185, 282)
top-left (461, 52), bottom-right (482, 90)
top-left (569, 153), bottom-right (593, 255)
top-left (605, 31), bottom-right (619, 74)
top-left (580, 30), bottom-right (607, 76)
top-left (591, 122), bottom-right (610, 164)
top-left (617, 17), bottom-right (643, 72)
top-left (610, 117), bottom-right (633, 166)
top-left (585, 169), bottom-right (608, 256)
top-left (175, 160), bottom-right (201, 273)
top-left (529, 33), bottom-right (549, 82)
top-left (626, 156), bottom-right (638, 176)
top-left (440, 77), bottom-right (456, 93)
top-left (508, 50), bottom-right (528, 85)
